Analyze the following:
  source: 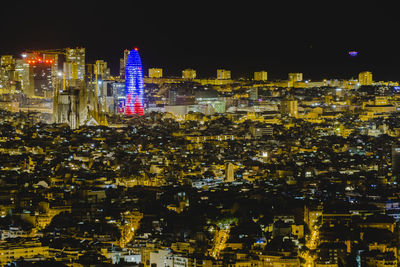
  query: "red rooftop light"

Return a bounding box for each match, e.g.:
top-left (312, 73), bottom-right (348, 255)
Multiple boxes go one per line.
top-left (27, 58), bottom-right (54, 65)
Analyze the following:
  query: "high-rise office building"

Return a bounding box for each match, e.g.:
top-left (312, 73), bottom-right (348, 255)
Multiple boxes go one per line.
top-left (217, 69), bottom-right (231, 80)
top-left (93, 60), bottom-right (111, 113)
top-left (94, 60), bottom-right (110, 80)
top-left (358, 71), bottom-right (373, 86)
top-left (31, 61), bottom-right (53, 98)
top-left (182, 69), bottom-right (196, 79)
top-left (125, 48), bottom-right (144, 116)
top-left (148, 68), bottom-right (163, 78)
top-left (254, 71), bottom-right (268, 81)
top-left (19, 54), bottom-right (56, 98)
top-left (0, 56), bottom-right (15, 93)
top-left (14, 59), bottom-right (31, 94)
top-left (65, 48), bottom-right (85, 80)
top-left (288, 73), bottom-right (303, 82)
top-left (19, 50), bottom-right (63, 97)
top-left (119, 49), bottom-right (130, 79)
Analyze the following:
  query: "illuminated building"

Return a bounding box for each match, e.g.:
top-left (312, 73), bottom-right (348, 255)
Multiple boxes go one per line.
top-left (254, 71), bottom-right (268, 81)
top-left (148, 68), bottom-right (163, 78)
top-left (281, 96), bottom-right (298, 118)
top-left (168, 88), bottom-right (195, 106)
top-left (288, 72), bottom-right (303, 82)
top-left (362, 96), bottom-right (396, 113)
top-left (0, 241), bottom-right (49, 266)
top-left (0, 55), bottom-right (13, 66)
top-left (250, 125), bottom-right (273, 138)
top-left (111, 82), bottom-right (125, 113)
top-left (65, 47), bottom-right (85, 80)
top-left (249, 87), bottom-right (258, 101)
top-left (14, 59), bottom-right (30, 94)
top-left (225, 162), bottom-right (235, 182)
top-left (18, 50), bottom-right (64, 97)
top-left (182, 69), bottom-right (196, 79)
top-left (392, 146), bottom-right (400, 177)
top-left (119, 49), bottom-right (130, 79)
top-left (92, 60), bottom-right (110, 112)
top-left (217, 69), bottom-right (231, 80)
top-left (125, 48), bottom-right (144, 115)
top-left (30, 60), bottom-right (53, 98)
top-left (0, 56), bottom-right (16, 94)
top-left (358, 71), bottom-right (373, 86)
top-left (95, 60), bottom-right (110, 80)
top-left (22, 55), bottom-right (55, 98)
top-left (168, 89), bottom-right (178, 105)
top-left (210, 101), bottom-right (226, 113)
top-left (304, 205), bottom-right (323, 229)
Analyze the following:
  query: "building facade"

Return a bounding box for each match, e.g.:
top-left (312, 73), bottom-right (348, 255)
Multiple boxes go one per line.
top-left (254, 71), bottom-right (268, 81)
top-left (359, 71), bottom-right (373, 86)
top-left (182, 69), bottom-right (197, 79)
top-left (217, 69), bottom-right (231, 80)
top-left (148, 68), bottom-right (163, 78)
top-left (288, 73), bottom-right (303, 82)
top-left (65, 47), bottom-right (85, 81)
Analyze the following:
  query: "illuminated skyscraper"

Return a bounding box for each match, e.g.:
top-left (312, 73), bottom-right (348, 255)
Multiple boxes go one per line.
top-left (125, 48), bottom-right (144, 116)
top-left (31, 61), bottom-right (53, 98)
top-left (94, 60), bottom-right (110, 80)
top-left (0, 55), bottom-right (15, 93)
top-left (14, 59), bottom-right (31, 94)
top-left (20, 55), bottom-right (56, 97)
top-left (65, 48), bottom-right (85, 81)
top-left (119, 49), bottom-right (130, 79)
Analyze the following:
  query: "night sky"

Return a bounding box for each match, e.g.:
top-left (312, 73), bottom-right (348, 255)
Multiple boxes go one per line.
top-left (1, 1), bottom-right (399, 81)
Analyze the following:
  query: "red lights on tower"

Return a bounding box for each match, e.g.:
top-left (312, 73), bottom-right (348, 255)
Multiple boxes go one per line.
top-left (134, 47), bottom-right (139, 51)
top-left (26, 58), bottom-right (54, 65)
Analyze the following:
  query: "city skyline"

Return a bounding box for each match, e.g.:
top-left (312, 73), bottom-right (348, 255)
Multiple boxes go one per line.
top-left (3, 2), bottom-right (400, 266)
top-left (1, 2), bottom-right (399, 80)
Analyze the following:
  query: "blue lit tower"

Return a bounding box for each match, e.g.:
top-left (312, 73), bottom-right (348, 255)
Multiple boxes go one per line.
top-left (125, 48), bottom-right (144, 115)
